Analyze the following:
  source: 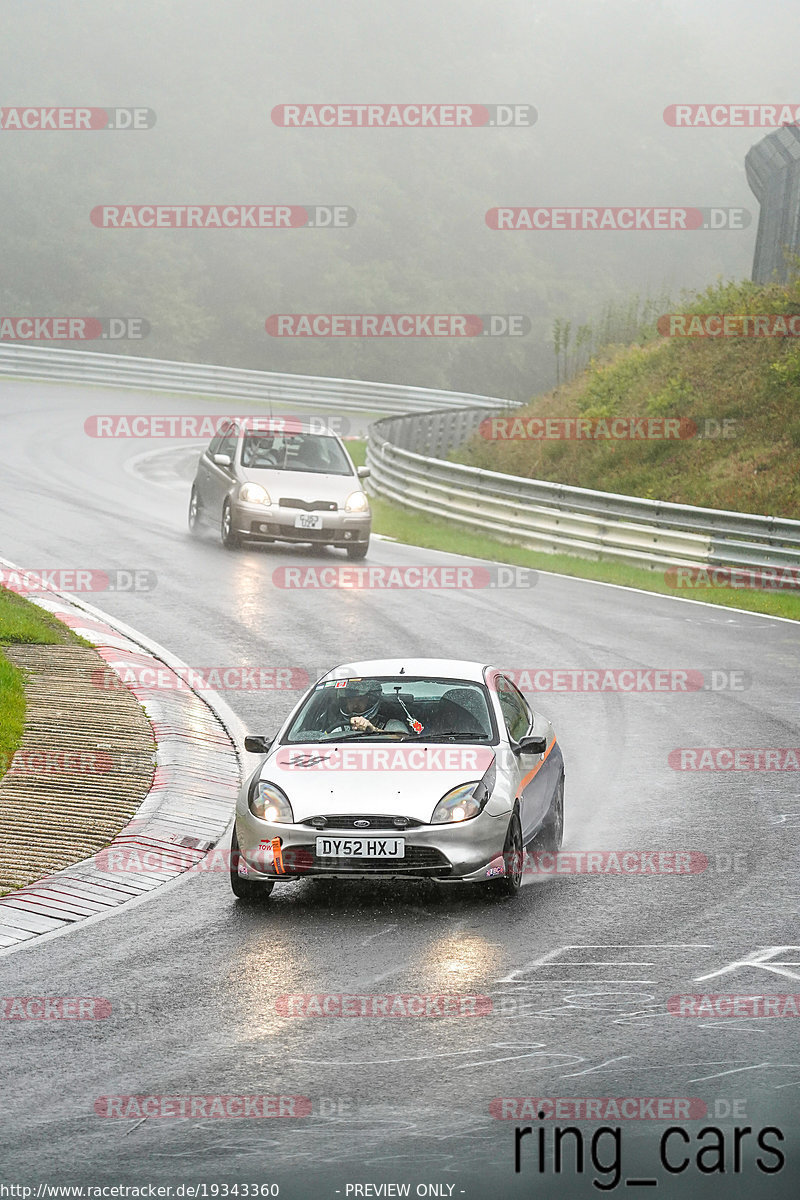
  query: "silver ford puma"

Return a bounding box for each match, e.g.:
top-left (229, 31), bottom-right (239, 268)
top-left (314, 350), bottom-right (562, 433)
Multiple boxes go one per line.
top-left (229, 658), bottom-right (565, 901)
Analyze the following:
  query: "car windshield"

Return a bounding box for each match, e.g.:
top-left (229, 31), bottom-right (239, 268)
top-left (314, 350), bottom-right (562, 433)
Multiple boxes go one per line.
top-left (241, 432), bottom-right (353, 475)
top-left (283, 676), bottom-right (496, 743)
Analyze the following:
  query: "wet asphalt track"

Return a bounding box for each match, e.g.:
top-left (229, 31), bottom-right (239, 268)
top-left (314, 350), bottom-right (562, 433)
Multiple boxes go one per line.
top-left (0, 379), bottom-right (799, 1198)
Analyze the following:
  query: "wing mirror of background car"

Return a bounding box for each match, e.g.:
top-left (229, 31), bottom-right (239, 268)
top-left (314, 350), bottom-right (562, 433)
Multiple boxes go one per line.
top-left (514, 735), bottom-right (547, 755)
top-left (213, 453), bottom-right (233, 467)
top-left (244, 735), bottom-right (273, 754)
top-left (357, 465), bottom-right (371, 479)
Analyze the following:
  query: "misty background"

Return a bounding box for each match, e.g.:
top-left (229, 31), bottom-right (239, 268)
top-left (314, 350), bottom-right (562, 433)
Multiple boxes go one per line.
top-left (1, 0), bottom-right (797, 400)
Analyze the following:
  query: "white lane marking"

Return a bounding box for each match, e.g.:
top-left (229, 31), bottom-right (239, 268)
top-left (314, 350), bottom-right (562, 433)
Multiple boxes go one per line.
top-left (498, 943), bottom-right (713, 985)
top-left (695, 946), bottom-right (800, 982)
top-left (559, 1056), bottom-right (633, 1077)
top-left (359, 923), bottom-right (398, 947)
top-left (688, 1062), bottom-right (774, 1082)
top-left (454, 1050), bottom-right (585, 1070)
top-left (261, 1043), bottom-right (549, 1067)
top-left (379, 532), bottom-right (800, 626)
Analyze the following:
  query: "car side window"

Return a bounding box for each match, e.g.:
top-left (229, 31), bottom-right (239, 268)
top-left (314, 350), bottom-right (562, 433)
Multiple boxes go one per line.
top-left (216, 423), bottom-right (239, 466)
top-left (207, 430), bottom-right (225, 457)
top-left (496, 675), bottom-right (531, 742)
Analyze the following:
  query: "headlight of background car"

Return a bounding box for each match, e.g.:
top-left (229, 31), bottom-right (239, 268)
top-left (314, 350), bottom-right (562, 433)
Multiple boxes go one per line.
top-left (344, 490), bottom-right (369, 512)
top-left (430, 763), bottom-right (495, 824)
top-left (248, 780), bottom-right (294, 822)
top-left (239, 483), bottom-right (271, 505)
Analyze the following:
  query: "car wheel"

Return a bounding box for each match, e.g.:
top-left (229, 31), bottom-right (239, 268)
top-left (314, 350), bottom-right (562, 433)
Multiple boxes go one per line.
top-left (221, 500), bottom-right (241, 550)
top-left (489, 808), bottom-right (523, 897)
top-left (188, 486), bottom-right (202, 535)
top-left (532, 773), bottom-right (564, 854)
top-left (346, 540), bottom-right (369, 560)
top-left (229, 826), bottom-right (273, 902)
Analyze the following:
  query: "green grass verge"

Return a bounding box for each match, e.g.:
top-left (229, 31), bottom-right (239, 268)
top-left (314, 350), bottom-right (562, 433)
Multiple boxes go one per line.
top-left (0, 585), bottom-right (90, 783)
top-left (367, 495), bottom-right (800, 622)
top-left (0, 585), bottom-right (90, 646)
top-left (0, 652), bottom-right (26, 784)
top-left (346, 438), bottom-right (368, 468)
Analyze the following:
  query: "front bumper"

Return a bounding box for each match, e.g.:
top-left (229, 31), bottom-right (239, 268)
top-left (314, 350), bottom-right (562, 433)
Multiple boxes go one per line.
top-left (232, 500), bottom-right (371, 546)
top-left (236, 805), bottom-right (511, 883)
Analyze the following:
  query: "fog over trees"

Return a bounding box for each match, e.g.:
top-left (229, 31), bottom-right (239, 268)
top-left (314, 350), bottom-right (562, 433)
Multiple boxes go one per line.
top-left (1, 0), bottom-right (796, 399)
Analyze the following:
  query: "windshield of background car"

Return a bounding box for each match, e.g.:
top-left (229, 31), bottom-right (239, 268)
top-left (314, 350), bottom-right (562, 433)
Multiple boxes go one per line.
top-left (282, 677), bottom-right (497, 743)
top-left (240, 432), bottom-right (353, 475)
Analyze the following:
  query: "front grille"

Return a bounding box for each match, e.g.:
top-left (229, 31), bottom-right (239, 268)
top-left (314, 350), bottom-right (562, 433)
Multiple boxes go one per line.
top-left (277, 525), bottom-right (331, 540)
top-left (296, 843), bottom-right (452, 877)
top-left (280, 498), bottom-right (338, 512)
top-left (300, 814), bottom-right (424, 830)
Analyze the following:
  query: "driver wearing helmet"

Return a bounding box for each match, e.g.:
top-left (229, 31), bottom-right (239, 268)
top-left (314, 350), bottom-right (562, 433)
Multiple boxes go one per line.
top-left (335, 679), bottom-right (407, 735)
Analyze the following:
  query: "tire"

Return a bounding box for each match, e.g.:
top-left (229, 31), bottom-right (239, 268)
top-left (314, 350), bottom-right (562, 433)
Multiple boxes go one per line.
top-left (229, 826), bottom-right (273, 902)
top-left (221, 500), bottom-right (241, 550)
top-left (346, 539), bottom-right (369, 560)
top-left (531, 773), bottom-right (565, 854)
top-left (188, 486), bottom-right (202, 535)
top-left (489, 808), bottom-right (523, 897)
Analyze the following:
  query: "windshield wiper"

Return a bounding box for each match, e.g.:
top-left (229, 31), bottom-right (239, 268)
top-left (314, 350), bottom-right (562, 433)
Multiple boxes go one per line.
top-left (422, 732), bottom-right (489, 741)
top-left (317, 731), bottom-right (413, 742)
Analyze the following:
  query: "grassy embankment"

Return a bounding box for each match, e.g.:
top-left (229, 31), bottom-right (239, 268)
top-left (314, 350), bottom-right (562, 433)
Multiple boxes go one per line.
top-left (0, 587), bottom-right (88, 782)
top-left (348, 279), bottom-right (800, 620)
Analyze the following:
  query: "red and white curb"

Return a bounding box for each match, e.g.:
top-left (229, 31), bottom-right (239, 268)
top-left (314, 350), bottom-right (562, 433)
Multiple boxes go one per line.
top-left (0, 558), bottom-right (247, 954)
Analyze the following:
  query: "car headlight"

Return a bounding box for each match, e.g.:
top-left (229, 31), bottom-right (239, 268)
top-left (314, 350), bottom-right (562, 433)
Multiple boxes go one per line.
top-left (248, 780), bottom-right (294, 823)
top-left (431, 765), bottom-right (495, 824)
top-left (239, 483), bottom-right (271, 505)
top-left (344, 490), bottom-right (369, 512)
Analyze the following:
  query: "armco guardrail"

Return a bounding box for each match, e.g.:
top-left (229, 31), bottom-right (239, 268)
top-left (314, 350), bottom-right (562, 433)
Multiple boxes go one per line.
top-left (367, 408), bottom-right (800, 572)
top-left (3, 344), bottom-right (796, 572)
top-left (0, 344), bottom-right (517, 415)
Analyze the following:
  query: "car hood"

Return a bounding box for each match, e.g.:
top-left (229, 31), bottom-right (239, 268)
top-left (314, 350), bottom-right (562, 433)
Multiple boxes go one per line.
top-left (239, 467), bottom-right (360, 504)
top-left (260, 742), bottom-right (496, 822)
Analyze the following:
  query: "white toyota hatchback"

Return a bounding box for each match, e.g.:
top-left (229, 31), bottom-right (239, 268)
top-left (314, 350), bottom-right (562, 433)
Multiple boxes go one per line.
top-left (230, 658), bottom-right (564, 900)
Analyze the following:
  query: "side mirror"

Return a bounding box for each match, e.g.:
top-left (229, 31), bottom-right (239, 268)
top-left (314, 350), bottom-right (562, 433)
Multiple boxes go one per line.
top-left (244, 735), bottom-right (273, 754)
top-left (213, 453), bottom-right (233, 467)
top-left (514, 735), bottom-right (547, 756)
top-left (357, 465), bottom-right (371, 479)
